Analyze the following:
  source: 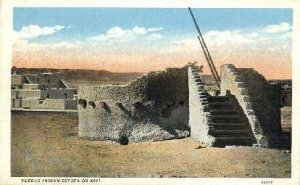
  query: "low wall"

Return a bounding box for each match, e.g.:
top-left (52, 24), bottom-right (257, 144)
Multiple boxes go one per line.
top-left (220, 64), bottom-right (282, 147)
top-left (17, 89), bottom-right (46, 99)
top-left (21, 99), bottom-right (41, 109)
top-left (188, 66), bottom-right (215, 146)
top-left (21, 98), bottom-right (77, 110)
top-left (14, 88), bottom-right (76, 100)
top-left (78, 67), bottom-right (189, 143)
top-left (11, 75), bottom-right (23, 87)
top-left (22, 83), bottom-right (40, 90)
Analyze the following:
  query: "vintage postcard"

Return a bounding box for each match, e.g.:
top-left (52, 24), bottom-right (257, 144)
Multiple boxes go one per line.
top-left (0, 0), bottom-right (300, 185)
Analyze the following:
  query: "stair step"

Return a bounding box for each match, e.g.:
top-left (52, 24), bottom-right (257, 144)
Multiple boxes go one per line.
top-left (211, 115), bottom-right (241, 123)
top-left (212, 122), bottom-right (245, 130)
top-left (215, 136), bottom-right (253, 141)
top-left (211, 130), bottom-right (249, 137)
top-left (214, 136), bottom-right (254, 147)
top-left (212, 130), bottom-right (248, 133)
top-left (207, 96), bottom-right (230, 103)
top-left (214, 141), bottom-right (253, 147)
top-left (210, 110), bottom-right (238, 115)
top-left (209, 102), bottom-right (234, 109)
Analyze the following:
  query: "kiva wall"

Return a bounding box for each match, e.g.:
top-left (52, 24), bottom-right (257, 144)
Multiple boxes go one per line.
top-left (220, 64), bottom-right (282, 147)
top-left (78, 67), bottom-right (189, 143)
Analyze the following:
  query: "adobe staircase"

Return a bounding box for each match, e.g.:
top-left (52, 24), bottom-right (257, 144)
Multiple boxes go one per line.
top-left (207, 95), bottom-right (256, 147)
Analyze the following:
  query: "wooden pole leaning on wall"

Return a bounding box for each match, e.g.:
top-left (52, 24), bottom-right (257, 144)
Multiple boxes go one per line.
top-left (188, 7), bottom-right (221, 89)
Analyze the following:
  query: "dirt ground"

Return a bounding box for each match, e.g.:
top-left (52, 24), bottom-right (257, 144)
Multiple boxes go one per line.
top-left (11, 111), bottom-right (291, 178)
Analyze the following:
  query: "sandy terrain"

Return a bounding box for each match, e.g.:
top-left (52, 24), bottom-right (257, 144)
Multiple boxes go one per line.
top-left (11, 111), bottom-right (291, 178)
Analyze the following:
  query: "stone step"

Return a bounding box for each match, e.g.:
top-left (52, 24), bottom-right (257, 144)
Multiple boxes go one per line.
top-left (213, 136), bottom-right (254, 147)
top-left (211, 122), bottom-right (245, 130)
top-left (212, 129), bottom-right (248, 134)
top-left (210, 109), bottom-right (238, 115)
top-left (211, 130), bottom-right (249, 137)
top-left (207, 96), bottom-right (230, 103)
top-left (209, 102), bottom-right (234, 109)
top-left (211, 115), bottom-right (241, 123)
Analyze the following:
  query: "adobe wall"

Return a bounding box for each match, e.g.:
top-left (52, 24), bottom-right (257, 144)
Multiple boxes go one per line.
top-left (11, 72), bottom-right (78, 110)
top-left (188, 66), bottom-right (215, 146)
top-left (22, 99), bottom-right (77, 110)
top-left (270, 80), bottom-right (292, 106)
top-left (47, 88), bottom-right (77, 99)
top-left (11, 75), bottom-right (23, 88)
top-left (281, 89), bottom-right (292, 106)
top-left (65, 99), bottom-right (77, 109)
top-left (11, 90), bottom-right (17, 99)
top-left (78, 67), bottom-right (189, 143)
top-left (11, 98), bottom-right (22, 108)
top-left (16, 89), bottom-right (47, 99)
top-left (25, 73), bottom-right (62, 88)
top-left (220, 64), bottom-right (282, 147)
top-left (22, 84), bottom-right (40, 90)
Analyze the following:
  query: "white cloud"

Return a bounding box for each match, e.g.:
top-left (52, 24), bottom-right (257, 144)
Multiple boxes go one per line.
top-left (148, 33), bottom-right (162, 40)
top-left (262, 22), bottom-right (291, 33)
top-left (161, 22), bottom-right (292, 56)
top-left (89, 26), bottom-right (163, 42)
top-left (204, 30), bottom-right (254, 46)
top-left (13, 25), bottom-right (163, 53)
top-left (132, 26), bottom-right (147, 35)
top-left (247, 33), bottom-right (258, 38)
top-left (14, 25), bottom-right (65, 40)
top-left (147, 27), bottom-right (163, 32)
top-left (161, 29), bottom-right (255, 54)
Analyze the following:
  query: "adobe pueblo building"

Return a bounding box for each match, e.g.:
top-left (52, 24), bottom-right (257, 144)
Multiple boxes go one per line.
top-left (77, 64), bottom-right (284, 147)
top-left (11, 72), bottom-right (77, 110)
top-left (77, 8), bottom-right (289, 147)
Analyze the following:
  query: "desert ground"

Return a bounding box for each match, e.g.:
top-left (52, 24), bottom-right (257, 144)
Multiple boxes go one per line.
top-left (11, 109), bottom-right (291, 178)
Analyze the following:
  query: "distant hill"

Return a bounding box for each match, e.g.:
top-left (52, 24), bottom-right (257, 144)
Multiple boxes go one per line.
top-left (13, 68), bottom-right (142, 81)
top-left (12, 67), bottom-right (144, 87)
top-left (12, 67), bottom-right (219, 87)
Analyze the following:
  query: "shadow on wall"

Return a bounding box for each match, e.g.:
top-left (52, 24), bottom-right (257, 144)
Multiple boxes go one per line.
top-left (77, 67), bottom-right (190, 144)
top-left (237, 69), bottom-right (282, 142)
